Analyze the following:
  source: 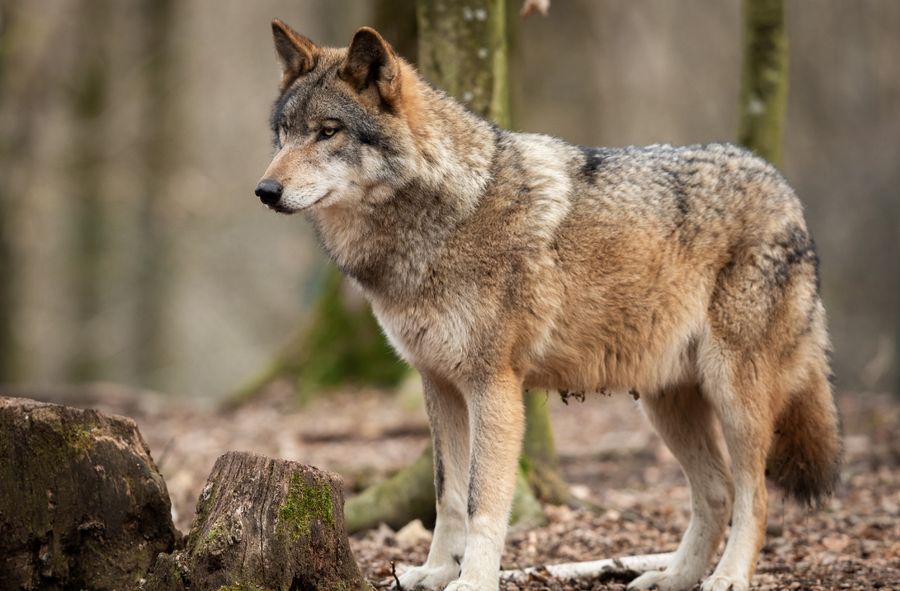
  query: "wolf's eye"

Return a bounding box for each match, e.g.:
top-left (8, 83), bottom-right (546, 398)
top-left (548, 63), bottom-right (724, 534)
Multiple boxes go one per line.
top-left (318, 127), bottom-right (339, 141)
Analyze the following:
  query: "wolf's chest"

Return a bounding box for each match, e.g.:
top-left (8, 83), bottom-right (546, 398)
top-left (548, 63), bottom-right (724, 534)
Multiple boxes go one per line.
top-left (370, 299), bottom-right (476, 376)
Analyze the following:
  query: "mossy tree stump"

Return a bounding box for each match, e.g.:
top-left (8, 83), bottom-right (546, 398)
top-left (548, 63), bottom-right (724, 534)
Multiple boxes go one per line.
top-left (144, 452), bottom-right (368, 591)
top-left (0, 396), bottom-right (178, 590)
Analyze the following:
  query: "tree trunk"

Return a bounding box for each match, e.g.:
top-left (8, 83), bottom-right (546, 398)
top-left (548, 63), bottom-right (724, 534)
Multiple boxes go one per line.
top-left (134, 0), bottom-right (177, 388)
top-left (418, 0), bottom-right (566, 505)
top-left (345, 444), bottom-right (437, 533)
top-left (66, 0), bottom-right (110, 382)
top-left (0, 2), bottom-right (17, 382)
top-left (737, 0), bottom-right (788, 167)
top-left (0, 3), bottom-right (64, 383)
top-left (293, 268), bottom-right (407, 395)
top-left (144, 452), bottom-right (368, 591)
top-left (345, 0), bottom-right (569, 532)
top-left (522, 391), bottom-right (569, 504)
top-left (373, 0), bottom-right (419, 65)
top-left (0, 396), bottom-right (177, 590)
top-left (417, 0), bottom-right (510, 127)
top-left (229, 267), bottom-right (407, 405)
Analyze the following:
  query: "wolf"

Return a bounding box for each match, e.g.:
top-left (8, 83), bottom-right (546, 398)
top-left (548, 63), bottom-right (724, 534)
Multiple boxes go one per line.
top-left (256, 20), bottom-right (842, 591)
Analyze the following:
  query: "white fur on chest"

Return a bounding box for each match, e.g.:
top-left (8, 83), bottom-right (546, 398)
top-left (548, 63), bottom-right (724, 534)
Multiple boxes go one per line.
top-left (370, 297), bottom-right (476, 377)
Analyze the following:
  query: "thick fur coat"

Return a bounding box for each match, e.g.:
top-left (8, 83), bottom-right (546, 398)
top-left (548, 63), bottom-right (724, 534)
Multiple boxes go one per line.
top-left (257, 22), bottom-right (841, 591)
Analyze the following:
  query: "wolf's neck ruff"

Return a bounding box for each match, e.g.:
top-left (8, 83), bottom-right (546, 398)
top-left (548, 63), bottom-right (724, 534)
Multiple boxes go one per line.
top-left (308, 77), bottom-right (501, 297)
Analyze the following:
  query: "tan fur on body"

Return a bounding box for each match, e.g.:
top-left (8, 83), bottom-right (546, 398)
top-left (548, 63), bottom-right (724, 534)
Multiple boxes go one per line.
top-left (259, 22), bottom-right (842, 591)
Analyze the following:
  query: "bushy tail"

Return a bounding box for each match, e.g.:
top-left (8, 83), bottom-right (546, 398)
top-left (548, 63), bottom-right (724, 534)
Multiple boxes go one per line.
top-left (767, 366), bottom-right (842, 507)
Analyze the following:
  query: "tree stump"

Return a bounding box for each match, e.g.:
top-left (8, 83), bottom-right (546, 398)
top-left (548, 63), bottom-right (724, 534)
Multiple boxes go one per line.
top-left (0, 396), bottom-right (178, 590)
top-left (144, 451), bottom-right (368, 591)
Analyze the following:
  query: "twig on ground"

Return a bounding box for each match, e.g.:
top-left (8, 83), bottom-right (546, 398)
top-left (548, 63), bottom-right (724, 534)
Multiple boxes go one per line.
top-left (500, 552), bottom-right (674, 583)
top-left (391, 561), bottom-right (402, 590)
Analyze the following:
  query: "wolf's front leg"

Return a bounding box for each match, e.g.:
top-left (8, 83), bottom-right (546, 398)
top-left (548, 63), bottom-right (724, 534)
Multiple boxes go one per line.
top-left (445, 371), bottom-right (524, 591)
top-left (397, 374), bottom-right (470, 590)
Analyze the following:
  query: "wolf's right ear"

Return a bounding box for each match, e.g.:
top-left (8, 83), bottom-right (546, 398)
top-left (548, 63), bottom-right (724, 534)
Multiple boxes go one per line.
top-left (271, 19), bottom-right (317, 88)
top-left (340, 27), bottom-right (401, 106)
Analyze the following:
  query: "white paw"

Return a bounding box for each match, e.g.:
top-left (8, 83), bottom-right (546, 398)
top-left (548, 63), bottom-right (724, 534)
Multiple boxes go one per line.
top-left (395, 563), bottom-right (460, 590)
top-left (700, 574), bottom-right (749, 591)
top-left (628, 569), bottom-right (700, 591)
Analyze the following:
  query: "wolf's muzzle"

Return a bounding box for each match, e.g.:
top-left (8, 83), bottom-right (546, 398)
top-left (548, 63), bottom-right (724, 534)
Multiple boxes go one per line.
top-left (255, 179), bottom-right (284, 206)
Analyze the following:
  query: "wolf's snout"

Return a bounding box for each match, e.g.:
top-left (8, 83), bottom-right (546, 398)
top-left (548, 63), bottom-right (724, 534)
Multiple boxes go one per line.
top-left (255, 178), bottom-right (283, 206)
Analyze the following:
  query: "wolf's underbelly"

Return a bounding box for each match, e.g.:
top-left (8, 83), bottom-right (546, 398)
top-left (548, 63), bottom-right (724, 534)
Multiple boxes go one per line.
top-left (523, 330), bottom-right (698, 395)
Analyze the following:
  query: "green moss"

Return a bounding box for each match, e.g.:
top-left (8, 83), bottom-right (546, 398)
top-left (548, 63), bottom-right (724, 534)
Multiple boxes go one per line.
top-left (343, 446), bottom-right (436, 534)
top-left (64, 425), bottom-right (95, 452)
top-left (194, 514), bottom-right (240, 557)
top-left (277, 472), bottom-right (335, 541)
top-left (39, 411), bottom-right (96, 453)
top-left (195, 483), bottom-right (216, 523)
top-left (217, 583), bottom-right (264, 591)
top-left (518, 454), bottom-right (531, 476)
top-left (204, 521), bottom-right (226, 546)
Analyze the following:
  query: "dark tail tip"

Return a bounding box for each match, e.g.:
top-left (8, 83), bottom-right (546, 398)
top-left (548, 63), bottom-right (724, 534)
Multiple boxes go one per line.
top-left (767, 382), bottom-right (843, 508)
top-left (767, 441), bottom-right (842, 508)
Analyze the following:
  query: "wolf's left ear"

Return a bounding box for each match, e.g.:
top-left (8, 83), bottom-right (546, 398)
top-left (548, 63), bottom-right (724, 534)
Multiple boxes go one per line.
top-left (340, 27), bottom-right (401, 106)
top-left (271, 19), bottom-right (317, 88)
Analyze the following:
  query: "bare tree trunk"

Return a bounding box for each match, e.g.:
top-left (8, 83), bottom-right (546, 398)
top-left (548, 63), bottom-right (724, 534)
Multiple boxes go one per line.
top-left (0, 4), bottom-right (69, 383)
top-left (66, 0), bottom-right (110, 382)
top-left (0, 205), bottom-right (13, 382)
top-left (894, 191), bottom-right (900, 397)
top-left (523, 390), bottom-right (569, 504)
top-left (418, 0), bottom-right (567, 506)
top-left (134, 0), bottom-right (177, 388)
top-left (416, 0), bottom-right (510, 127)
top-left (0, 2), bottom-right (17, 382)
top-left (144, 452), bottom-right (368, 591)
top-left (737, 0), bottom-right (788, 167)
top-left (345, 0), bottom-right (569, 533)
top-left (373, 0), bottom-right (419, 64)
top-left (229, 267), bottom-right (407, 405)
top-left (345, 444), bottom-right (437, 533)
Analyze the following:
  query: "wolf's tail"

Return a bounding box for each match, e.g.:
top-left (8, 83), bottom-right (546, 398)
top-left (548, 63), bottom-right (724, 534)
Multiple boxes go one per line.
top-left (767, 359), bottom-right (842, 506)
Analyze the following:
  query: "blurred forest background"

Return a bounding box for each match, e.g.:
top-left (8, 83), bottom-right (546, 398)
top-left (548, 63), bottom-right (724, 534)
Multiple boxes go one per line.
top-left (1, 0), bottom-right (899, 399)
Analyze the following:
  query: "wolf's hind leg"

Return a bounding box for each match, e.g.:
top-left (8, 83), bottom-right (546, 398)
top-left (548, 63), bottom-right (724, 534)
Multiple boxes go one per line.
top-left (628, 384), bottom-right (733, 591)
top-left (701, 371), bottom-right (772, 591)
top-left (396, 374), bottom-right (470, 590)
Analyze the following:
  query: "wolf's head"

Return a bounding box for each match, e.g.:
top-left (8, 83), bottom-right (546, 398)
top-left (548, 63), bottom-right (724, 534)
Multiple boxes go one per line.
top-left (255, 21), bottom-right (423, 214)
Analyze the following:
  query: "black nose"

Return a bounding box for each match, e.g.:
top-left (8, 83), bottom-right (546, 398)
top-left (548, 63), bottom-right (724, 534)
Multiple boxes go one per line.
top-left (255, 179), bottom-right (283, 206)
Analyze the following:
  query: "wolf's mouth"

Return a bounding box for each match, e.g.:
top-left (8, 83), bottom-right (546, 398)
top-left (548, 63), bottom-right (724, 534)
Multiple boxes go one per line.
top-left (269, 190), bottom-right (334, 215)
top-left (266, 202), bottom-right (294, 215)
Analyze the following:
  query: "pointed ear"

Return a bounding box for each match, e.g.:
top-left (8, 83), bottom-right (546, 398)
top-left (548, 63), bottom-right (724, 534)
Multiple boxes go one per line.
top-left (271, 19), bottom-right (317, 88)
top-left (340, 27), bottom-right (401, 104)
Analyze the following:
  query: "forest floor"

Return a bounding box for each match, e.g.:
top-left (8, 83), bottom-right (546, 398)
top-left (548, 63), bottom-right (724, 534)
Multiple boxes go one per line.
top-left (19, 382), bottom-right (899, 591)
